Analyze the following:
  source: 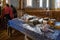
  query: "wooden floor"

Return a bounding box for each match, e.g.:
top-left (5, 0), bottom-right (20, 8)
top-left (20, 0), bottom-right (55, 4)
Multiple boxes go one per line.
top-left (0, 29), bottom-right (25, 40)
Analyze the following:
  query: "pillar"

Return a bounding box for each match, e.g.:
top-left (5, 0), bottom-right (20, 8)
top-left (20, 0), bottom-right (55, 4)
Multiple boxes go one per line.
top-left (49, 0), bottom-right (55, 10)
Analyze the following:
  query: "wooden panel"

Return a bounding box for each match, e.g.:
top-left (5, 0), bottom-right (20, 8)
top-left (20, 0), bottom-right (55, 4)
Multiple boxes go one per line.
top-left (24, 8), bottom-right (60, 21)
top-left (24, 8), bottom-right (47, 17)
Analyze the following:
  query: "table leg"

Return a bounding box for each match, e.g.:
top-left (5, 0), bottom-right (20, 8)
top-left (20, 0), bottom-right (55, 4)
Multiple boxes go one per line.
top-left (7, 26), bottom-right (12, 37)
top-left (24, 35), bottom-right (29, 40)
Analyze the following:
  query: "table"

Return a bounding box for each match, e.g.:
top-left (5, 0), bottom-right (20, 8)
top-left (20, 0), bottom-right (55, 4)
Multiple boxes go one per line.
top-left (8, 18), bottom-right (60, 40)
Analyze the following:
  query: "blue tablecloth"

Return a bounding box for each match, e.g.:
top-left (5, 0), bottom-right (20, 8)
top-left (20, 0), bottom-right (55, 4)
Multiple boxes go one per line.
top-left (8, 18), bottom-right (60, 40)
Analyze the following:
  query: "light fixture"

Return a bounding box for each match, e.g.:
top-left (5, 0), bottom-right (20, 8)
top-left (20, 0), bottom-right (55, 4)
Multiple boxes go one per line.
top-left (6, 0), bottom-right (8, 3)
top-left (1, 0), bottom-right (3, 1)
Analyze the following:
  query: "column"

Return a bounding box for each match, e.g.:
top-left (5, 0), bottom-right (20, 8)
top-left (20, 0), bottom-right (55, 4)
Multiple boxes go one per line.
top-left (21, 0), bottom-right (24, 9)
top-left (3, 0), bottom-right (6, 6)
top-left (49, 0), bottom-right (55, 10)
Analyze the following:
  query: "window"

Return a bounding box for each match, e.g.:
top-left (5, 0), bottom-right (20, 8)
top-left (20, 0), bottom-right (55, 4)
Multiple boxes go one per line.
top-left (39, 0), bottom-right (49, 8)
top-left (24, 0), bottom-right (37, 8)
top-left (55, 0), bottom-right (60, 8)
top-left (26, 0), bottom-right (32, 7)
top-left (10, 0), bottom-right (19, 8)
top-left (39, 0), bottom-right (43, 7)
top-left (46, 0), bottom-right (49, 8)
top-left (6, 0), bottom-right (8, 3)
top-left (24, 0), bottom-right (49, 9)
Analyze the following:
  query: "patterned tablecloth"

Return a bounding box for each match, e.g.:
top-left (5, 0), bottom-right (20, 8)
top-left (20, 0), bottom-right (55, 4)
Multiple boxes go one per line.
top-left (8, 18), bottom-right (60, 40)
